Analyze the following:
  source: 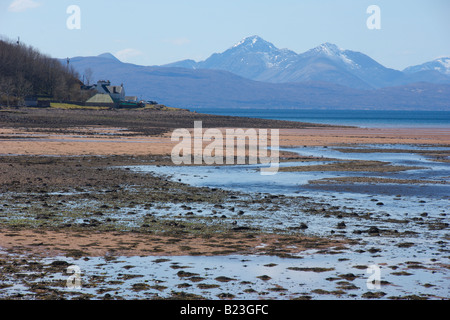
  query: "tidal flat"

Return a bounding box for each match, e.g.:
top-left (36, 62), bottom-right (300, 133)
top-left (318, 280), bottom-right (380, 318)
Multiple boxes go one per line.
top-left (0, 108), bottom-right (448, 300)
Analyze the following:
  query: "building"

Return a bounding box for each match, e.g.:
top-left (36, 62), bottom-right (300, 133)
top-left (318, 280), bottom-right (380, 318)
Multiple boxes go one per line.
top-left (84, 80), bottom-right (125, 105)
top-left (84, 80), bottom-right (148, 108)
top-left (86, 93), bottom-right (114, 104)
top-left (95, 80), bottom-right (125, 102)
top-left (125, 96), bottom-right (138, 102)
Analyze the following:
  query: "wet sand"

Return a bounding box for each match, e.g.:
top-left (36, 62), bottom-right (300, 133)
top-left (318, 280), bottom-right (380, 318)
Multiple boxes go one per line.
top-left (1, 126), bottom-right (449, 156)
top-left (0, 108), bottom-right (448, 300)
top-left (0, 229), bottom-right (343, 258)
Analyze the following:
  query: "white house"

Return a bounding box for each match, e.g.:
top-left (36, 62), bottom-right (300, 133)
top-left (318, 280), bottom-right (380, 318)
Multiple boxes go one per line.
top-left (93, 80), bottom-right (126, 102)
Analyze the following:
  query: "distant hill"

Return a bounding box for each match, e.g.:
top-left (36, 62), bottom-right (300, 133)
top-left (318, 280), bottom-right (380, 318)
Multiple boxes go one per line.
top-left (62, 53), bottom-right (450, 111)
top-left (62, 36), bottom-right (450, 111)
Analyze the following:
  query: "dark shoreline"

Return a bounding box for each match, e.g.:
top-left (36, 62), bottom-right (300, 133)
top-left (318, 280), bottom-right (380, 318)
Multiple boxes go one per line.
top-left (0, 107), bottom-right (342, 137)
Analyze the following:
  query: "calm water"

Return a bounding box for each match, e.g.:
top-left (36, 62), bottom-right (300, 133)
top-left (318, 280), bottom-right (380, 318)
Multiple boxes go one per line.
top-left (190, 108), bottom-right (450, 128)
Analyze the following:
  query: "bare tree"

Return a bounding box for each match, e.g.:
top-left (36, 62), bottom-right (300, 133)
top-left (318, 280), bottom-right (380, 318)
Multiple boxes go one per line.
top-left (0, 37), bottom-right (85, 104)
top-left (53, 74), bottom-right (69, 101)
top-left (84, 68), bottom-right (93, 86)
top-left (0, 77), bottom-right (15, 107)
top-left (15, 75), bottom-right (33, 106)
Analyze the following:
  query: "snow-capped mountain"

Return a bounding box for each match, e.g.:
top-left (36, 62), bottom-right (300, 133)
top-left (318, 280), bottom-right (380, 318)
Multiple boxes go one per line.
top-left (273, 42), bottom-right (404, 89)
top-left (163, 36), bottom-right (450, 89)
top-left (200, 35), bottom-right (298, 76)
top-left (301, 42), bottom-right (357, 66)
top-left (404, 57), bottom-right (450, 75)
top-left (166, 36), bottom-right (299, 82)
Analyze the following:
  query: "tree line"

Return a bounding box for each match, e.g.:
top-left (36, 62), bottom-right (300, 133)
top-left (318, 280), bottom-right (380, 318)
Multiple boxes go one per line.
top-left (0, 37), bottom-right (91, 107)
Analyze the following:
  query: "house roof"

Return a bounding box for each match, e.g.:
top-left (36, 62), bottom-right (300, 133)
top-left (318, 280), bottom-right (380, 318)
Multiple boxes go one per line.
top-left (86, 93), bottom-right (114, 104)
top-left (106, 86), bottom-right (124, 94)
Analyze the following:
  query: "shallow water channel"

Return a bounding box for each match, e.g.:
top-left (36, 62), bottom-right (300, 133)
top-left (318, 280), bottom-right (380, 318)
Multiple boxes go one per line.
top-left (2, 144), bottom-right (448, 300)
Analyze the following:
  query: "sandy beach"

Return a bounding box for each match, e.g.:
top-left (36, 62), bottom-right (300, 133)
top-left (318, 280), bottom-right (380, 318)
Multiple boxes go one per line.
top-left (1, 126), bottom-right (449, 157)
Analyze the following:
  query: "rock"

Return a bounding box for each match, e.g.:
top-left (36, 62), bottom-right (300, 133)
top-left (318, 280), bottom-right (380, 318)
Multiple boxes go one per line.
top-left (131, 283), bottom-right (150, 291)
top-left (337, 222), bottom-right (346, 229)
top-left (257, 275), bottom-right (272, 281)
top-left (217, 293), bottom-right (235, 299)
top-left (362, 291), bottom-right (386, 299)
top-left (215, 276), bottom-right (236, 282)
top-left (396, 242), bottom-right (415, 248)
top-left (177, 271), bottom-right (199, 278)
top-left (232, 226), bottom-right (251, 231)
top-left (339, 273), bottom-right (357, 281)
top-left (50, 261), bottom-right (70, 267)
top-left (368, 226), bottom-right (380, 235)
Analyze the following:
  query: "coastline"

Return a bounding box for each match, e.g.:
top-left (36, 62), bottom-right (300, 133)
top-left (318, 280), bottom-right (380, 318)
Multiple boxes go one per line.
top-left (0, 107), bottom-right (448, 300)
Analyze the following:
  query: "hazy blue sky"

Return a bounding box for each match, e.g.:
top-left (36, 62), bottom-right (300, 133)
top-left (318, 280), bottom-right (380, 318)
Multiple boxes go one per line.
top-left (1, 0), bottom-right (449, 70)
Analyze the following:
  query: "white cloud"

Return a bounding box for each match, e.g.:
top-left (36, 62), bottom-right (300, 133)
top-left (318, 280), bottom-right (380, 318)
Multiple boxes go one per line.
top-left (164, 38), bottom-right (191, 46)
top-left (8, 0), bottom-right (41, 12)
top-left (115, 48), bottom-right (144, 62)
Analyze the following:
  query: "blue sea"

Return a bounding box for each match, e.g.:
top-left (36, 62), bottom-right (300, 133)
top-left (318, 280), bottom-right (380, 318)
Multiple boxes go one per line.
top-left (190, 108), bottom-right (450, 128)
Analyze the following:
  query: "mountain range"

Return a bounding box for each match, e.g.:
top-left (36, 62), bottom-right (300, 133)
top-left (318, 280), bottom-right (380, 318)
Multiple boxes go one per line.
top-left (63, 36), bottom-right (450, 110)
top-left (404, 57), bottom-right (450, 75)
top-left (164, 36), bottom-right (450, 90)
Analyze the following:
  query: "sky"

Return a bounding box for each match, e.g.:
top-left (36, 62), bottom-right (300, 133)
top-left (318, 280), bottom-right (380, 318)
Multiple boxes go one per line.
top-left (0, 0), bottom-right (449, 70)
